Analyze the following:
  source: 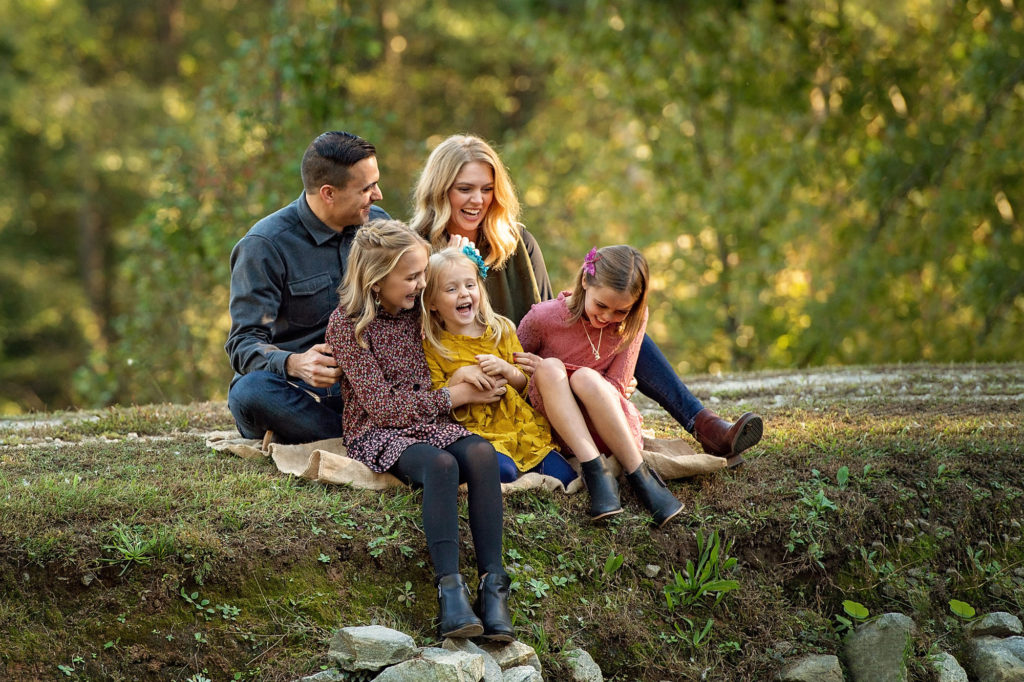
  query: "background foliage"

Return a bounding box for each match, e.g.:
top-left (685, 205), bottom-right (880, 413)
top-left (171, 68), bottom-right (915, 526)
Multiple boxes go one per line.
top-left (2, 0), bottom-right (1022, 413)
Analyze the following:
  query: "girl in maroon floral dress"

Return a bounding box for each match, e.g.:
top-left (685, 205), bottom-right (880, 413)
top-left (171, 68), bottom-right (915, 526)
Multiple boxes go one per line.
top-left (325, 220), bottom-right (514, 641)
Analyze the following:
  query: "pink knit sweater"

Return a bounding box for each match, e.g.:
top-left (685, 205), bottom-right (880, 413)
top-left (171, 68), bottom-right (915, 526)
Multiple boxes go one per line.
top-left (516, 291), bottom-right (646, 454)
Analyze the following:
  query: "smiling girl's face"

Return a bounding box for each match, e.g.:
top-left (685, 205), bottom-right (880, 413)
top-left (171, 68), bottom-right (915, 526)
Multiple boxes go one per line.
top-left (428, 260), bottom-right (483, 336)
top-left (373, 246), bottom-right (429, 315)
top-left (581, 283), bottom-right (638, 329)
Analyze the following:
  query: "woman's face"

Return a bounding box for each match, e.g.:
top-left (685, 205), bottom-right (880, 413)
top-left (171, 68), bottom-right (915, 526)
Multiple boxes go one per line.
top-left (446, 161), bottom-right (494, 239)
top-left (374, 247), bottom-right (428, 315)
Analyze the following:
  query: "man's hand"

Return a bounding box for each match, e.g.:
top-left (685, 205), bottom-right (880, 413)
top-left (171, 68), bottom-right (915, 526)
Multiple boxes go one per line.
top-left (624, 376), bottom-right (638, 399)
top-left (286, 343), bottom-right (342, 388)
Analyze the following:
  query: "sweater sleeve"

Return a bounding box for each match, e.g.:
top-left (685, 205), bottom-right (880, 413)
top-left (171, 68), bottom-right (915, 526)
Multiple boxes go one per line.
top-left (516, 306), bottom-right (543, 354)
top-left (520, 228), bottom-right (553, 302)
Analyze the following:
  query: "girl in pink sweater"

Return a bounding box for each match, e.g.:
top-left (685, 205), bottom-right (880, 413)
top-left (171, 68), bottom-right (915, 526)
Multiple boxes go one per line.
top-left (516, 245), bottom-right (683, 528)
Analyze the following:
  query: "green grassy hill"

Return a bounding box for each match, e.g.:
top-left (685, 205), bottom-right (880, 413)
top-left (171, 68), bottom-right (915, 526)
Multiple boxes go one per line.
top-left (2, 364), bottom-right (1022, 681)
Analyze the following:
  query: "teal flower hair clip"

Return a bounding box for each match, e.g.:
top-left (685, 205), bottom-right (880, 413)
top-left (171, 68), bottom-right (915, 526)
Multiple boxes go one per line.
top-left (462, 244), bottom-right (489, 279)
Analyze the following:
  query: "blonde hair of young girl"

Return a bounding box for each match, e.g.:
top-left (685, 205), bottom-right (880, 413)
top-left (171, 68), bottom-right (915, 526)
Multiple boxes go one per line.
top-left (410, 135), bottom-right (521, 269)
top-left (421, 247), bottom-right (517, 360)
top-left (565, 244), bottom-right (649, 353)
top-left (338, 219), bottom-right (430, 348)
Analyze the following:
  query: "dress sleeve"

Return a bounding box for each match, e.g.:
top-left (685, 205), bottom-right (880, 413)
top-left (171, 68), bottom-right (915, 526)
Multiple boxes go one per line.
top-left (424, 341), bottom-right (450, 391)
top-left (603, 307), bottom-right (648, 396)
top-left (520, 228), bottom-right (553, 302)
top-left (225, 235), bottom-right (292, 377)
top-left (329, 313), bottom-right (452, 427)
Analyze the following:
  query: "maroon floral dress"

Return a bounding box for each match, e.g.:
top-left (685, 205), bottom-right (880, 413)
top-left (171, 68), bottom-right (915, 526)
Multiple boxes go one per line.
top-left (325, 304), bottom-right (471, 473)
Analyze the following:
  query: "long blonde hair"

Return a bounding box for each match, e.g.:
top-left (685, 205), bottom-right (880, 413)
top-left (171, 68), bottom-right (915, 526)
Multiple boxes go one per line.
top-left (566, 245), bottom-right (649, 353)
top-left (410, 134), bottom-right (521, 269)
top-left (421, 247), bottom-right (516, 359)
top-left (338, 219), bottom-right (430, 348)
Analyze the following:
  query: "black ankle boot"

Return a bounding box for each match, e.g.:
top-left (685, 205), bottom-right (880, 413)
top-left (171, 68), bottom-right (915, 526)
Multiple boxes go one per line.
top-left (436, 574), bottom-right (483, 638)
top-left (580, 457), bottom-right (623, 520)
top-left (474, 572), bottom-right (515, 642)
top-left (626, 462), bottom-right (684, 528)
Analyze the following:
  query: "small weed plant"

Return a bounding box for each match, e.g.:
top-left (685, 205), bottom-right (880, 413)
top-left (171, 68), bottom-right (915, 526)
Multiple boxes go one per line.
top-left (663, 529), bottom-right (740, 648)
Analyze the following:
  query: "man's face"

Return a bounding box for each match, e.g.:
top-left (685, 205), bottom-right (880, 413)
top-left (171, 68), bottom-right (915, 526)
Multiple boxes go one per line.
top-left (327, 156), bottom-right (383, 229)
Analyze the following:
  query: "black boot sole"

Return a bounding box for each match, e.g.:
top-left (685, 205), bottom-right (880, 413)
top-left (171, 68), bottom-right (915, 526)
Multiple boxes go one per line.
top-left (729, 414), bottom-right (764, 461)
top-left (590, 507), bottom-right (624, 522)
top-left (654, 500), bottom-right (684, 528)
top-left (481, 630), bottom-right (515, 642)
top-left (441, 622), bottom-right (484, 638)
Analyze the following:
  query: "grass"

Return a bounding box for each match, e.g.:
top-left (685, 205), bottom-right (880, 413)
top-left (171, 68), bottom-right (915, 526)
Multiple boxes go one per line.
top-left (1, 363), bottom-right (1022, 680)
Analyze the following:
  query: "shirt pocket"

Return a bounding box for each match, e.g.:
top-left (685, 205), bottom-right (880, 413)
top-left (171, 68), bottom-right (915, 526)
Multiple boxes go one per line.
top-left (286, 273), bottom-right (335, 327)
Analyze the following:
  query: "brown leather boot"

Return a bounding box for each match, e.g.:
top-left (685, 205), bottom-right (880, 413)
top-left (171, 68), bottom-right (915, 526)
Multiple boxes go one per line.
top-left (693, 409), bottom-right (763, 467)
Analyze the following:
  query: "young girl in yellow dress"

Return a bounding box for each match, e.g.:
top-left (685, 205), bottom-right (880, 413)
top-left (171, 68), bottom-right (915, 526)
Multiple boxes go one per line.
top-left (422, 246), bottom-right (578, 487)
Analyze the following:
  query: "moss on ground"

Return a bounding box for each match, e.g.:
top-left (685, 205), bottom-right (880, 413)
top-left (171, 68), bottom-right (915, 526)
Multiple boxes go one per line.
top-left (1, 363), bottom-right (1021, 680)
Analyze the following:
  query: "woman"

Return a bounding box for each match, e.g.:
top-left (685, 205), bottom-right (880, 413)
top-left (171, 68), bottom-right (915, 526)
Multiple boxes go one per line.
top-left (409, 134), bottom-right (762, 466)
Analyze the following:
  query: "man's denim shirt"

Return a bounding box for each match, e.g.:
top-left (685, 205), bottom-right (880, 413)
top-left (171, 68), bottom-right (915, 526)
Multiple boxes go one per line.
top-left (225, 193), bottom-right (389, 386)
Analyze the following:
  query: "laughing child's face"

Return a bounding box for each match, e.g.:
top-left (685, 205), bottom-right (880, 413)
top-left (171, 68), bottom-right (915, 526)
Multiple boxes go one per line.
top-left (429, 260), bottom-right (482, 335)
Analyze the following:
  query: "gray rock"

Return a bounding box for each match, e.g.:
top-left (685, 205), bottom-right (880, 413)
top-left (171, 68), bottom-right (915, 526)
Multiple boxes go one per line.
top-left (966, 636), bottom-right (1024, 682)
top-left (929, 652), bottom-right (968, 682)
top-left (643, 564), bottom-right (661, 578)
top-left (777, 654), bottom-right (843, 682)
top-left (844, 612), bottom-right (917, 682)
top-left (373, 647), bottom-right (485, 682)
top-left (480, 640), bottom-right (542, 674)
top-left (502, 665), bottom-right (543, 682)
top-left (295, 669), bottom-right (346, 682)
top-left (563, 648), bottom-right (603, 682)
top-left (328, 625), bottom-right (417, 671)
top-left (443, 638), bottom-right (504, 682)
top-left (968, 613), bottom-right (1024, 639)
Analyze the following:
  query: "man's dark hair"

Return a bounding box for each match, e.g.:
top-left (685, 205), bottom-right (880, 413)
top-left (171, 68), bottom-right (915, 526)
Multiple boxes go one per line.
top-left (301, 131), bottom-right (376, 193)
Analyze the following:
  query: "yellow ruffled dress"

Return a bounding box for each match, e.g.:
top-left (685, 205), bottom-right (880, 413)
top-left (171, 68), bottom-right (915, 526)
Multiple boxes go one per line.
top-left (424, 326), bottom-right (559, 473)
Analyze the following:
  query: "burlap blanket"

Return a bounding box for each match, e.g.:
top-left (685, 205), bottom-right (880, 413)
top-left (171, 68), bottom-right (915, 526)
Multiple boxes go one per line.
top-left (206, 430), bottom-right (726, 494)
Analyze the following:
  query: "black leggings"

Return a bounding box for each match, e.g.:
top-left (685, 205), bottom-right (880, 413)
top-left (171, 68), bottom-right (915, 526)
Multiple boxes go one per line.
top-left (391, 435), bottom-right (504, 578)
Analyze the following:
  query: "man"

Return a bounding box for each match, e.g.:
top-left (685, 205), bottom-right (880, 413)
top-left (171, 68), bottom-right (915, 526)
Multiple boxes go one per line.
top-left (226, 131), bottom-right (386, 443)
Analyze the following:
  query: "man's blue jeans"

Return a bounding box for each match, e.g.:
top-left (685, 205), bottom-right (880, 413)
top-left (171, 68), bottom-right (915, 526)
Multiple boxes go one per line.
top-left (634, 335), bottom-right (705, 434)
top-left (228, 371), bottom-right (344, 444)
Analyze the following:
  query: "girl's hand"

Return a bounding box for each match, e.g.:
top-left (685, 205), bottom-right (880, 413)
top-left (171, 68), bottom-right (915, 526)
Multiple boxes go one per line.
top-left (450, 364), bottom-right (495, 391)
top-left (475, 353), bottom-right (509, 378)
top-left (447, 234), bottom-right (474, 250)
top-left (512, 351), bottom-right (542, 376)
top-left (449, 379), bottom-right (508, 407)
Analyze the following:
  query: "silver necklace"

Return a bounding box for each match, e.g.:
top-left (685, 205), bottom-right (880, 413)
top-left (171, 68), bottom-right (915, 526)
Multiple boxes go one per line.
top-left (583, 324), bottom-right (604, 360)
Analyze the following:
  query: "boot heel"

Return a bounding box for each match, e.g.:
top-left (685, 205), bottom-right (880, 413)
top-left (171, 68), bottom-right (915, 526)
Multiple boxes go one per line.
top-left (626, 462), bottom-right (684, 528)
top-left (436, 574), bottom-right (483, 638)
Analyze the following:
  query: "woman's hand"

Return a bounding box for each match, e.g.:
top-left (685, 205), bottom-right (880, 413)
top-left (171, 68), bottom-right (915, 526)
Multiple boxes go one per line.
top-left (447, 234), bottom-right (474, 250)
top-left (450, 364), bottom-right (495, 390)
top-left (512, 351), bottom-right (542, 376)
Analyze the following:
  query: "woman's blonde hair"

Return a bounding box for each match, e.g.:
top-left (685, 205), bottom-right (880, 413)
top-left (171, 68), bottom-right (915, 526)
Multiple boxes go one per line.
top-left (566, 245), bottom-right (649, 353)
top-left (338, 219), bottom-right (430, 348)
top-left (410, 134), bottom-right (521, 269)
top-left (421, 247), bottom-right (516, 359)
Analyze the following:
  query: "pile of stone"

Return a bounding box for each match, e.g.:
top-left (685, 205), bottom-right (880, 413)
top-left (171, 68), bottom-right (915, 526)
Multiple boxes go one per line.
top-left (778, 611), bottom-right (1024, 682)
top-left (294, 624), bottom-right (604, 682)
